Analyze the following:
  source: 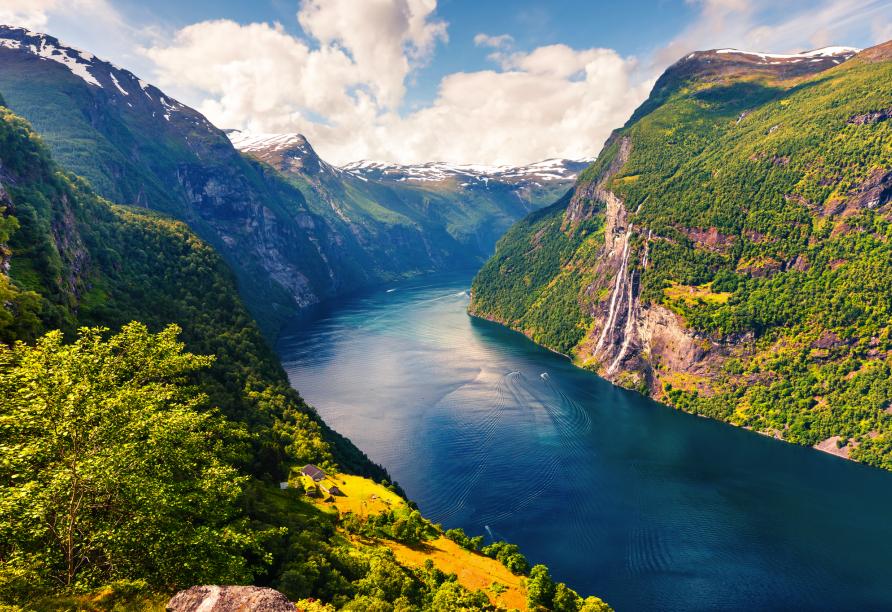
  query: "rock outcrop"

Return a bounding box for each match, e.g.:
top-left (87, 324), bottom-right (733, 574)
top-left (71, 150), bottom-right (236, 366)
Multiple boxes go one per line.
top-left (167, 586), bottom-right (294, 612)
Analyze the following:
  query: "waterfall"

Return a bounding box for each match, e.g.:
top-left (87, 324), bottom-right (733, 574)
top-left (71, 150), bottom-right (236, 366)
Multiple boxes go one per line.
top-left (607, 229), bottom-right (653, 374)
top-left (594, 223), bottom-right (633, 356)
top-left (596, 227), bottom-right (653, 374)
top-left (608, 269), bottom-right (637, 374)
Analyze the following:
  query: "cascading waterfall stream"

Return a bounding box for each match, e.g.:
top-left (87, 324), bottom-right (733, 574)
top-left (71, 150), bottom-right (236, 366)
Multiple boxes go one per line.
top-left (608, 267), bottom-right (637, 375)
top-left (607, 229), bottom-right (653, 374)
top-left (594, 223), bottom-right (633, 356)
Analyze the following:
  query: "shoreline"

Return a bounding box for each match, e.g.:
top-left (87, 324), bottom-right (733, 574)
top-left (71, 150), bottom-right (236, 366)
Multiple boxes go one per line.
top-left (467, 305), bottom-right (872, 470)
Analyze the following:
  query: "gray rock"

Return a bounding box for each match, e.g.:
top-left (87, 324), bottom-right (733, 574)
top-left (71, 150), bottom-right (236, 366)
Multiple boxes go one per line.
top-left (167, 585), bottom-right (294, 612)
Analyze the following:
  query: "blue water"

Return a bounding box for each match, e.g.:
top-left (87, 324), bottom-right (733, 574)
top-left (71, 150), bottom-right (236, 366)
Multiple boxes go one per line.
top-left (278, 272), bottom-right (892, 611)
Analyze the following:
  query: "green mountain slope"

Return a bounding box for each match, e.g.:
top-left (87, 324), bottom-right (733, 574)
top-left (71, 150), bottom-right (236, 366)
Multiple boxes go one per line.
top-left (471, 42), bottom-right (892, 470)
top-left (0, 99), bottom-right (382, 480)
top-left (0, 26), bottom-right (382, 337)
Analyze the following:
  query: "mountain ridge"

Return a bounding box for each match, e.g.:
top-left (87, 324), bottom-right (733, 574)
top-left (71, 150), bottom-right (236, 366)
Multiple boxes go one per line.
top-left (227, 128), bottom-right (587, 195)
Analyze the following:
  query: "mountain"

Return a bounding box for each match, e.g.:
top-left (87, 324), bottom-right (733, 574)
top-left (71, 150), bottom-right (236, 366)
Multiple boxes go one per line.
top-left (470, 42), bottom-right (892, 470)
top-left (0, 26), bottom-right (574, 338)
top-left (227, 129), bottom-right (584, 272)
top-left (0, 93), bottom-right (382, 479)
top-left (341, 157), bottom-right (588, 192)
top-left (0, 26), bottom-right (373, 337)
top-left (228, 130), bottom-right (587, 193)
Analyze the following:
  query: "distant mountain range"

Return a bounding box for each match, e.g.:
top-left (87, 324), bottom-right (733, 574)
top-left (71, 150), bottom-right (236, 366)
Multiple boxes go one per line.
top-left (226, 130), bottom-right (590, 186)
top-left (225, 128), bottom-right (587, 209)
top-left (0, 25), bottom-right (582, 337)
top-left (340, 157), bottom-right (589, 186)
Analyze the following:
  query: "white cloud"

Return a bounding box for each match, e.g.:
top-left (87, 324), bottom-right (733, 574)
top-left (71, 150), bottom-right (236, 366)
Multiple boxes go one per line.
top-left (0, 0), bottom-right (57, 30)
top-left (143, 3), bottom-right (647, 165)
top-left (144, 20), bottom-right (363, 132)
top-left (473, 32), bottom-right (513, 49)
top-left (368, 53), bottom-right (650, 165)
top-left (142, 1), bottom-right (453, 159)
top-left (297, 0), bottom-right (446, 109)
top-left (872, 18), bottom-right (892, 44)
top-left (0, 0), bottom-right (130, 36)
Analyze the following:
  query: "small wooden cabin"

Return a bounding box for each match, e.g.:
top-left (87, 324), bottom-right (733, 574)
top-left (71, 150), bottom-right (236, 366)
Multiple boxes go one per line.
top-left (301, 464), bottom-right (325, 482)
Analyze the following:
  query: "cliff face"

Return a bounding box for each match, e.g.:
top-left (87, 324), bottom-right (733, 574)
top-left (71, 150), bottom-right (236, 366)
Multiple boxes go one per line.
top-left (471, 42), bottom-right (892, 470)
top-left (569, 155), bottom-right (738, 397)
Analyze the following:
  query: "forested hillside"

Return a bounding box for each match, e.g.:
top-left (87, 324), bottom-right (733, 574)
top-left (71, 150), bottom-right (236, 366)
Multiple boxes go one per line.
top-left (472, 42), bottom-right (892, 470)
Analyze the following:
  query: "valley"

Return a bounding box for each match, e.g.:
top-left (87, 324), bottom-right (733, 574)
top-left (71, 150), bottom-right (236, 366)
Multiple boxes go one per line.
top-left (1, 4), bottom-right (891, 611)
top-left (0, 25), bottom-right (582, 338)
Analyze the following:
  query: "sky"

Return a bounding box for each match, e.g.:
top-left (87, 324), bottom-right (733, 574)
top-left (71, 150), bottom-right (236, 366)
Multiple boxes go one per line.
top-left (1, 0), bottom-right (891, 165)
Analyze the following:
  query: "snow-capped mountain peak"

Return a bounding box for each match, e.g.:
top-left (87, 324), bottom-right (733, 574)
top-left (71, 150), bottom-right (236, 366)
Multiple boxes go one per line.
top-left (711, 46), bottom-right (860, 64)
top-left (226, 130), bottom-right (593, 187)
top-left (226, 130), bottom-right (341, 176)
top-left (227, 131), bottom-right (311, 154)
top-left (0, 26), bottom-right (102, 87)
top-left (340, 157), bottom-right (593, 187)
top-left (0, 26), bottom-right (211, 129)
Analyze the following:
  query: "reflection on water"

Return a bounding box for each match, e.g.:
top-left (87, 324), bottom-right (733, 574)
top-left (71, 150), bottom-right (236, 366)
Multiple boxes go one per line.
top-left (279, 272), bottom-right (892, 611)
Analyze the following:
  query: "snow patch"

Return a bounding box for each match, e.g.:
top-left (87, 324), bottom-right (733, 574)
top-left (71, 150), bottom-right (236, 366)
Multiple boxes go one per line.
top-left (714, 46), bottom-right (860, 63)
top-left (228, 131), bottom-right (309, 153)
top-left (0, 32), bottom-right (103, 87)
top-left (138, 79), bottom-right (153, 100)
top-left (110, 72), bottom-right (129, 96)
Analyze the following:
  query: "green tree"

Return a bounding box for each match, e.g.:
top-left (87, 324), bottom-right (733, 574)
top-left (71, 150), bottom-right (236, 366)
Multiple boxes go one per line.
top-left (526, 564), bottom-right (556, 611)
top-left (429, 580), bottom-right (494, 611)
top-left (0, 323), bottom-right (264, 598)
top-left (553, 582), bottom-right (582, 612)
top-left (0, 210), bottom-right (41, 343)
top-left (392, 510), bottom-right (432, 545)
top-left (579, 595), bottom-right (613, 612)
top-left (481, 541), bottom-right (530, 575)
top-left (444, 527), bottom-right (483, 551)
